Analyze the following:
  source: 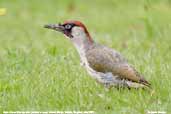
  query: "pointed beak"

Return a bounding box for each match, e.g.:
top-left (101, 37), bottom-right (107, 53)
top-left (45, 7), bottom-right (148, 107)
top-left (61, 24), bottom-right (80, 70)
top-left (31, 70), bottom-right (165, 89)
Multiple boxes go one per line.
top-left (44, 24), bottom-right (65, 32)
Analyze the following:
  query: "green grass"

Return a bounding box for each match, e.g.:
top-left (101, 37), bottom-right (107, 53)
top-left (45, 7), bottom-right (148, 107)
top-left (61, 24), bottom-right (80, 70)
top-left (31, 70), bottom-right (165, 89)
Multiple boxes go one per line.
top-left (0, 0), bottom-right (171, 114)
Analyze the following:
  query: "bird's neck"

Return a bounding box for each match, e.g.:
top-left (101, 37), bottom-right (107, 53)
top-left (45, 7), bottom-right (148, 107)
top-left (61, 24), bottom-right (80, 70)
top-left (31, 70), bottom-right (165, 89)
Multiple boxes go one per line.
top-left (70, 26), bottom-right (94, 61)
top-left (73, 37), bottom-right (94, 56)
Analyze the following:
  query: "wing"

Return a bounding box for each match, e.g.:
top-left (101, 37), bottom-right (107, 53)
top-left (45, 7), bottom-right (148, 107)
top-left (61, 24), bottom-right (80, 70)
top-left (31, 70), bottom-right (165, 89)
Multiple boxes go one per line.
top-left (86, 44), bottom-right (150, 86)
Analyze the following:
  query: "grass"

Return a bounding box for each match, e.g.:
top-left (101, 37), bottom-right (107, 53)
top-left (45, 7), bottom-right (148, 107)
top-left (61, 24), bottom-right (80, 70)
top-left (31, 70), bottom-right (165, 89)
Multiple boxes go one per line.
top-left (0, 0), bottom-right (171, 114)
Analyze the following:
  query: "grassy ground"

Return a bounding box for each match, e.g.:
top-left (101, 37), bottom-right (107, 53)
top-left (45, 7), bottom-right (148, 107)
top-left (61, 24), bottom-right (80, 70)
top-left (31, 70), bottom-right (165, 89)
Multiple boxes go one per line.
top-left (0, 0), bottom-right (171, 114)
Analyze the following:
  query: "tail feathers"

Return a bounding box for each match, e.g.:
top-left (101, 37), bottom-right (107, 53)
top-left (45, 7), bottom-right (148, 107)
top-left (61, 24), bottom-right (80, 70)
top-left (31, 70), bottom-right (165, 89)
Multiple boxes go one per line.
top-left (139, 78), bottom-right (151, 87)
top-left (126, 81), bottom-right (146, 89)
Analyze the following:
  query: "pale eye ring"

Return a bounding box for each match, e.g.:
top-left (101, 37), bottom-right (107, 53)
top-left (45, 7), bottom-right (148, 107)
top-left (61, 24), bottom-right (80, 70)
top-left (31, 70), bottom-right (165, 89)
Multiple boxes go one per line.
top-left (65, 24), bottom-right (72, 29)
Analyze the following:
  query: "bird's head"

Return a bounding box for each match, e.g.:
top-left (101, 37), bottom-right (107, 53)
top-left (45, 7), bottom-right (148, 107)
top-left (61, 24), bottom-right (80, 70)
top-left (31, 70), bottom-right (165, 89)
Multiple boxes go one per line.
top-left (44, 20), bottom-right (94, 44)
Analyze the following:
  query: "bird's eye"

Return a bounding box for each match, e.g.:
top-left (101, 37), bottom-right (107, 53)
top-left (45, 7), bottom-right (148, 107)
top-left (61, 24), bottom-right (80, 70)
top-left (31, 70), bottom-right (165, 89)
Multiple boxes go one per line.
top-left (65, 24), bottom-right (72, 29)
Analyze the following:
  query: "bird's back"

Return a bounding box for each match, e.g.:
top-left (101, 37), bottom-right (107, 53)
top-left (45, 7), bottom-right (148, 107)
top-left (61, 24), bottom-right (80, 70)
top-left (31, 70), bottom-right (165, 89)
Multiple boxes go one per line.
top-left (85, 43), bottom-right (150, 86)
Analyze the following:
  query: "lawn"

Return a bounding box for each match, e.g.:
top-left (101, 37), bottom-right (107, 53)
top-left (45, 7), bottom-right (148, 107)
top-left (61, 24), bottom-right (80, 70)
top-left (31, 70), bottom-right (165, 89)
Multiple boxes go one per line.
top-left (0, 0), bottom-right (171, 114)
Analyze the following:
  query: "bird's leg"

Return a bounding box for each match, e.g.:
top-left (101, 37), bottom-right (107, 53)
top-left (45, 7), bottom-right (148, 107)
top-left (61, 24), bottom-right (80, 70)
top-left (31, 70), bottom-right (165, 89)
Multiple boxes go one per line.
top-left (102, 74), bottom-right (147, 89)
top-left (98, 73), bottom-right (129, 89)
top-left (104, 83), bottom-right (112, 89)
top-left (111, 77), bottom-right (130, 88)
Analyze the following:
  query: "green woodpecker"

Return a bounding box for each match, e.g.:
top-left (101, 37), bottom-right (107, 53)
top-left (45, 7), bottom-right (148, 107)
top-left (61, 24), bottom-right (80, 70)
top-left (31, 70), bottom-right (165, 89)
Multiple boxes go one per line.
top-left (44, 20), bottom-right (150, 89)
